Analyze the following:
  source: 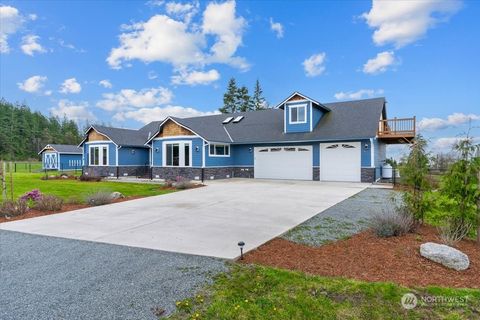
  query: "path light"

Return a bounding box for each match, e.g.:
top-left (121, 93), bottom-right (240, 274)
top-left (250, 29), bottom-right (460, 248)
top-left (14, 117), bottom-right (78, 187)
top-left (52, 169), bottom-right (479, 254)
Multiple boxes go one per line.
top-left (238, 241), bottom-right (245, 260)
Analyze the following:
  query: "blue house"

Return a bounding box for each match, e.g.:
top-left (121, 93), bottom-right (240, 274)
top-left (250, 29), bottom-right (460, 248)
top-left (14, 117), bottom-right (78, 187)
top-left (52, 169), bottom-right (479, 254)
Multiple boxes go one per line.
top-left (38, 144), bottom-right (83, 171)
top-left (79, 124), bottom-right (156, 177)
top-left (83, 92), bottom-right (415, 182)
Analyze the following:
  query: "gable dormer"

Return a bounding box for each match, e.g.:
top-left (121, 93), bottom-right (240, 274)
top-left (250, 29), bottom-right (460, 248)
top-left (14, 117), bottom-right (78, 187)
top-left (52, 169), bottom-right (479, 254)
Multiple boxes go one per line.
top-left (276, 92), bottom-right (330, 133)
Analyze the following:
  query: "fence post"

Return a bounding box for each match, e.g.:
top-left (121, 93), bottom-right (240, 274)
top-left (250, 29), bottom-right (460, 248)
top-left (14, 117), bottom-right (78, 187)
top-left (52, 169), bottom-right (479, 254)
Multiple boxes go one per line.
top-left (9, 162), bottom-right (14, 200)
top-left (14, 163), bottom-right (16, 173)
top-left (1, 161), bottom-right (6, 201)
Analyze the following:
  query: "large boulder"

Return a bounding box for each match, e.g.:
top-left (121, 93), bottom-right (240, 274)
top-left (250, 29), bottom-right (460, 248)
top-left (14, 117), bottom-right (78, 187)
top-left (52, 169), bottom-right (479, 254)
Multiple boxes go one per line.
top-left (110, 192), bottom-right (125, 200)
top-left (420, 242), bottom-right (469, 271)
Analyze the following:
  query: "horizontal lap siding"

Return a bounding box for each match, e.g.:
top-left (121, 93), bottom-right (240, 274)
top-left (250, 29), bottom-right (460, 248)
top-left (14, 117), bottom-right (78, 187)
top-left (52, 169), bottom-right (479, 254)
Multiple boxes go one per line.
top-left (285, 101), bottom-right (311, 133)
top-left (151, 137), bottom-right (203, 167)
top-left (59, 154), bottom-right (83, 170)
top-left (118, 147), bottom-right (149, 166)
top-left (83, 142), bottom-right (117, 166)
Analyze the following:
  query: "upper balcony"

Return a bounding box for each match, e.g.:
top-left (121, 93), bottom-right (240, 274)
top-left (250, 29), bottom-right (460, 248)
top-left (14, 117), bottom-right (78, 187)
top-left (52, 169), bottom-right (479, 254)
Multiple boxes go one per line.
top-left (378, 117), bottom-right (416, 144)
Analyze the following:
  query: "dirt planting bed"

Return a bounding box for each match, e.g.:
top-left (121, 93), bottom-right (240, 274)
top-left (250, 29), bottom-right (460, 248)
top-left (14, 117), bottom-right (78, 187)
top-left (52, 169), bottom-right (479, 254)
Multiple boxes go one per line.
top-left (243, 225), bottom-right (480, 289)
top-left (0, 196), bottom-right (144, 223)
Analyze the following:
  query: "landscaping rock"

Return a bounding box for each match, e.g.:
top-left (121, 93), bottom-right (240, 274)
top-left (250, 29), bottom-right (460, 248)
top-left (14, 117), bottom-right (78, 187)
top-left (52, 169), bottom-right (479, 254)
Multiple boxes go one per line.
top-left (110, 192), bottom-right (125, 200)
top-left (420, 242), bottom-right (469, 271)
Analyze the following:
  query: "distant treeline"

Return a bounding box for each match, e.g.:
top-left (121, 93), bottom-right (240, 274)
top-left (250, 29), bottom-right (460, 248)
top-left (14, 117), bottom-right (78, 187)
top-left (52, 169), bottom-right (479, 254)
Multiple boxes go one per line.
top-left (0, 99), bottom-right (83, 161)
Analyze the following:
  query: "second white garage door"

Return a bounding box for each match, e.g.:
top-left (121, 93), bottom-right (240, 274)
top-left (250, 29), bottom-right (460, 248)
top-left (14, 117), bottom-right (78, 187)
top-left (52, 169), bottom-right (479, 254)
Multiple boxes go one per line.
top-left (254, 146), bottom-right (312, 180)
top-left (320, 142), bottom-right (361, 182)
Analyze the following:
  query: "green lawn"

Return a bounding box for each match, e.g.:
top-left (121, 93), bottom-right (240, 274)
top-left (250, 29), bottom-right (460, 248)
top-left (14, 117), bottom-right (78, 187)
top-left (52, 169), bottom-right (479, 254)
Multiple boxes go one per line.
top-left (2, 172), bottom-right (173, 202)
top-left (170, 264), bottom-right (480, 320)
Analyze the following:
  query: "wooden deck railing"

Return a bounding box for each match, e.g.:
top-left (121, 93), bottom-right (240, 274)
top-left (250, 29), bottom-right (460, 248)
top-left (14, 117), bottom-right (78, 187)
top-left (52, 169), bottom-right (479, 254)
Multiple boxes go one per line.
top-left (378, 117), bottom-right (416, 138)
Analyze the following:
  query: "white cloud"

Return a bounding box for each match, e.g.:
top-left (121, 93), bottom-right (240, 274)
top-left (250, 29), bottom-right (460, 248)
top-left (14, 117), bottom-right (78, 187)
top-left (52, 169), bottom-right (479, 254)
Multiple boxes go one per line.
top-left (107, 15), bottom-right (205, 69)
top-left (165, 1), bottom-right (199, 24)
top-left (99, 79), bottom-right (112, 88)
top-left (363, 51), bottom-right (396, 74)
top-left (202, 1), bottom-right (248, 70)
top-left (269, 18), bottom-right (284, 38)
top-left (59, 78), bottom-right (82, 94)
top-left (0, 5), bottom-right (24, 53)
top-left (114, 105), bottom-right (218, 124)
top-left (418, 113), bottom-right (480, 131)
top-left (17, 75), bottom-right (47, 93)
top-left (107, 0), bottom-right (248, 72)
top-left (171, 68), bottom-right (220, 86)
top-left (148, 70), bottom-right (158, 80)
top-left (97, 86), bottom-right (173, 111)
top-left (20, 34), bottom-right (45, 56)
top-left (362, 0), bottom-right (462, 48)
top-left (302, 52), bottom-right (326, 77)
top-left (28, 13), bottom-right (37, 21)
top-left (334, 89), bottom-right (384, 100)
top-left (146, 0), bottom-right (165, 6)
top-left (50, 100), bottom-right (97, 122)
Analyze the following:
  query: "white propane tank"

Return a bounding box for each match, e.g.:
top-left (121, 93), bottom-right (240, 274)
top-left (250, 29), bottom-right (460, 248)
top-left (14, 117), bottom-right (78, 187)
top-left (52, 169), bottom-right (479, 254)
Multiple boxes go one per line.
top-left (382, 164), bottom-right (393, 179)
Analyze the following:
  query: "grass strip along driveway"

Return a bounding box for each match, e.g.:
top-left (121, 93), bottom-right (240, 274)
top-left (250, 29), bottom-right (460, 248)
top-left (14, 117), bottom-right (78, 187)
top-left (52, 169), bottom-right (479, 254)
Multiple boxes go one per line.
top-left (5, 173), bottom-right (171, 200)
top-left (170, 264), bottom-right (480, 320)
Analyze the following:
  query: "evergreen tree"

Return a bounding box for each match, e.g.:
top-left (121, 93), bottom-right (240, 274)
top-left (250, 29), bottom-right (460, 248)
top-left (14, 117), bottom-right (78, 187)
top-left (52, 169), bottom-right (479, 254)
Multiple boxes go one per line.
top-left (252, 79), bottom-right (268, 110)
top-left (220, 78), bottom-right (238, 113)
top-left (0, 99), bottom-right (83, 160)
top-left (237, 86), bottom-right (251, 112)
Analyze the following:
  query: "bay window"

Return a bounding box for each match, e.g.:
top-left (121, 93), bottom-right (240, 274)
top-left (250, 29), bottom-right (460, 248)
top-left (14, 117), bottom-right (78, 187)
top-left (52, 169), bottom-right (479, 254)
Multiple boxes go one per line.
top-left (164, 141), bottom-right (191, 167)
top-left (89, 145), bottom-right (108, 166)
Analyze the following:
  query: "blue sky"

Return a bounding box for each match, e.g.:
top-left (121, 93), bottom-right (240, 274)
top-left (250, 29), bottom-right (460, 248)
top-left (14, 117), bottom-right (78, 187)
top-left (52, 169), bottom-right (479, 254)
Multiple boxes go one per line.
top-left (1, 0), bottom-right (479, 156)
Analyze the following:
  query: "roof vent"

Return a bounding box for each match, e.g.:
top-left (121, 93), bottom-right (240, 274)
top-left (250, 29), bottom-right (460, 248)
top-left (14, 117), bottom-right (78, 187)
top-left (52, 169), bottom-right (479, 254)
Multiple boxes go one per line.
top-left (233, 116), bottom-right (244, 123)
top-left (222, 117), bottom-right (234, 124)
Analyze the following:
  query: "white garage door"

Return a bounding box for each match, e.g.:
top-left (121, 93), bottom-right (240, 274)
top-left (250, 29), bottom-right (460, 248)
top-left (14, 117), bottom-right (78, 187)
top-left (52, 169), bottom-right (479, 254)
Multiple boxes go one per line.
top-left (320, 142), bottom-right (361, 182)
top-left (254, 146), bottom-right (312, 180)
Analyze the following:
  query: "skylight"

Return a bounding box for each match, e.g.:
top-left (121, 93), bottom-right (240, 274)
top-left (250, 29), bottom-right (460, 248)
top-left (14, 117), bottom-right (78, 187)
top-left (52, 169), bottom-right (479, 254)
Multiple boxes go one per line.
top-left (233, 116), bottom-right (244, 123)
top-left (222, 117), bottom-right (234, 124)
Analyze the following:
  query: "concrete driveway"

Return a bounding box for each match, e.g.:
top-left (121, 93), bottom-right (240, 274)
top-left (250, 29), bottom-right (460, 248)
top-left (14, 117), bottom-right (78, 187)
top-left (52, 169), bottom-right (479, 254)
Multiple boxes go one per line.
top-left (1, 179), bottom-right (367, 259)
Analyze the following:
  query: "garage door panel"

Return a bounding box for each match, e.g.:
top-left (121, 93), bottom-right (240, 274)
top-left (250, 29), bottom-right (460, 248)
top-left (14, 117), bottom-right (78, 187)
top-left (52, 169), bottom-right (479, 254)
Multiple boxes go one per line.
top-left (320, 142), bottom-right (361, 182)
top-left (254, 146), bottom-right (312, 180)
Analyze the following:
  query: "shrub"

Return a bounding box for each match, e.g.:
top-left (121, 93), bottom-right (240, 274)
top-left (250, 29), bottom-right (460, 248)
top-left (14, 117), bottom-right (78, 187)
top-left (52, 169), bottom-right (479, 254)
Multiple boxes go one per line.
top-left (399, 135), bottom-right (432, 223)
top-left (65, 196), bottom-right (83, 205)
top-left (0, 200), bottom-right (29, 217)
top-left (164, 179), bottom-right (175, 188)
top-left (79, 175), bottom-right (102, 182)
top-left (175, 176), bottom-right (195, 190)
top-left (20, 189), bottom-right (43, 202)
top-left (34, 195), bottom-right (64, 212)
top-left (86, 191), bottom-right (112, 206)
top-left (438, 222), bottom-right (472, 246)
top-left (370, 204), bottom-right (414, 238)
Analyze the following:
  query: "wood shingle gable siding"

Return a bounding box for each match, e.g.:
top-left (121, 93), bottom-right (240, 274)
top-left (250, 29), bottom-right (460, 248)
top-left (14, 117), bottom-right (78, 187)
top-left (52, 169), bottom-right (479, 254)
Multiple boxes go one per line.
top-left (87, 130), bottom-right (110, 142)
top-left (287, 94), bottom-right (307, 102)
top-left (156, 119), bottom-right (195, 138)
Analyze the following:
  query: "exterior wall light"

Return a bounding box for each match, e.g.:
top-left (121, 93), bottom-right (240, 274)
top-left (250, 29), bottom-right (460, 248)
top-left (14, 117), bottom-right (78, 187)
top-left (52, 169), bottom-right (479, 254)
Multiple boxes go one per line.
top-left (238, 241), bottom-right (245, 260)
top-left (364, 143), bottom-right (369, 149)
top-left (195, 146), bottom-right (200, 152)
top-left (131, 149), bottom-right (136, 154)
top-left (155, 148), bottom-right (159, 153)
top-left (248, 147), bottom-right (252, 153)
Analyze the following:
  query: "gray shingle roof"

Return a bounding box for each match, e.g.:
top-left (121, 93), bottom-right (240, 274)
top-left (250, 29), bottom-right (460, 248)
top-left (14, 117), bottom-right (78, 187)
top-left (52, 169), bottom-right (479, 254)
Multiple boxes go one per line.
top-left (46, 144), bottom-right (82, 154)
top-left (171, 97), bottom-right (385, 143)
top-left (89, 125), bottom-right (153, 147)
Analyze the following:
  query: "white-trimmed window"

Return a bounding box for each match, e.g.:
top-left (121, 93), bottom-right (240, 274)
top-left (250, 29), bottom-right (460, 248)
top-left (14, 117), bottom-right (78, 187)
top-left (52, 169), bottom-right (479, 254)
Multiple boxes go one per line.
top-left (209, 144), bottom-right (230, 157)
top-left (289, 104), bottom-right (307, 124)
top-left (164, 141), bottom-right (191, 167)
top-left (89, 145), bottom-right (108, 166)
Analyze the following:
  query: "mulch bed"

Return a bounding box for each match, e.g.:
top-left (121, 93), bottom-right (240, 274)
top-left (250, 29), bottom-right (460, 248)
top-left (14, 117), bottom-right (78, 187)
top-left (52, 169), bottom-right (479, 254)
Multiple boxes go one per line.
top-left (242, 225), bottom-right (480, 289)
top-left (0, 196), bottom-right (144, 223)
